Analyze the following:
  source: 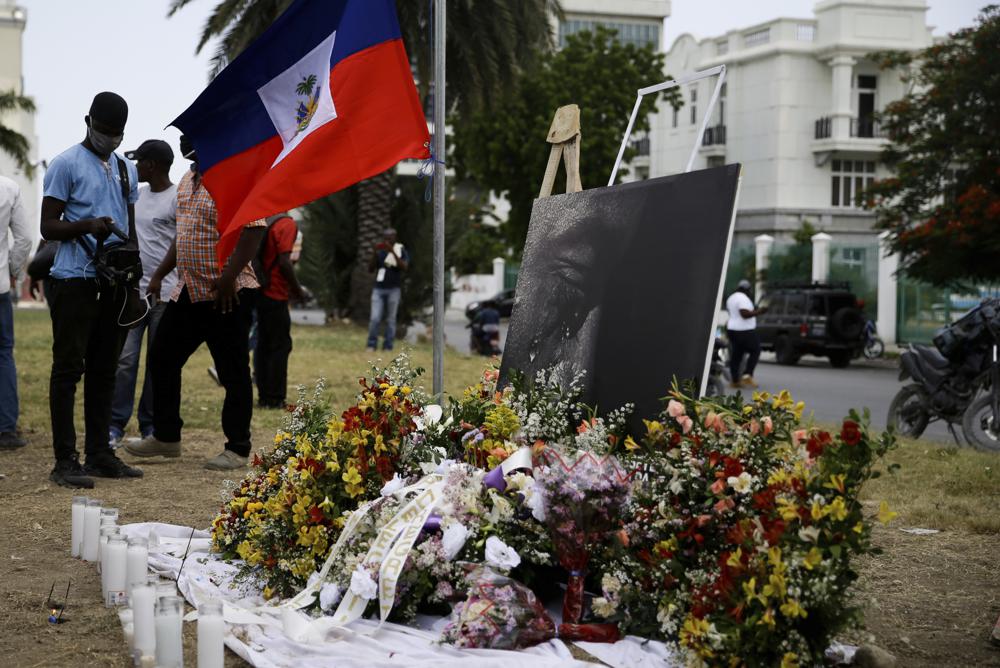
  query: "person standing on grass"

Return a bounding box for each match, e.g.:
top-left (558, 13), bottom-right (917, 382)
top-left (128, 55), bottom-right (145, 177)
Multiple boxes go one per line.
top-left (0, 172), bottom-right (32, 452)
top-left (254, 212), bottom-right (305, 409)
top-left (726, 279), bottom-right (767, 389)
top-left (40, 91), bottom-right (143, 488)
top-left (123, 136), bottom-right (265, 471)
top-left (366, 228), bottom-right (408, 352)
top-left (109, 140), bottom-right (177, 446)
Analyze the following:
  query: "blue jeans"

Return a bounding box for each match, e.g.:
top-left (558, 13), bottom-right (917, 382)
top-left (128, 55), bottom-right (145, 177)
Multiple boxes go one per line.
top-left (0, 292), bottom-right (17, 432)
top-left (367, 287), bottom-right (401, 350)
top-left (110, 301), bottom-right (166, 436)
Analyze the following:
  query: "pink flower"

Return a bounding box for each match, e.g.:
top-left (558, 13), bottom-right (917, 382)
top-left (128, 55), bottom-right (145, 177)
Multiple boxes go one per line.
top-left (710, 478), bottom-right (726, 495)
top-left (677, 415), bottom-right (693, 434)
top-left (762, 416), bottom-right (774, 436)
top-left (792, 429), bottom-right (808, 446)
top-left (667, 399), bottom-right (686, 418)
top-left (705, 411), bottom-right (726, 434)
top-left (748, 419), bottom-right (760, 435)
top-left (714, 497), bottom-right (735, 513)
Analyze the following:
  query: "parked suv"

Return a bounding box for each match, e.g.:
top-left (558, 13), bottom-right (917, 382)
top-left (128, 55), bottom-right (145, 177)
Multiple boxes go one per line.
top-left (756, 283), bottom-right (866, 368)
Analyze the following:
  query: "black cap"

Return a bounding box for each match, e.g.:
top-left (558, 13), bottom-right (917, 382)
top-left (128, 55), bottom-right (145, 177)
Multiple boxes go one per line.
top-left (125, 140), bottom-right (174, 168)
top-left (89, 91), bottom-right (128, 129)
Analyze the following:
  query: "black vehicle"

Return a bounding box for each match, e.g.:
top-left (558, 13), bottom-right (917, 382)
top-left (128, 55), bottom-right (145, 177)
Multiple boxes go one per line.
top-left (756, 283), bottom-right (866, 368)
top-left (465, 289), bottom-right (515, 321)
top-left (888, 298), bottom-right (1000, 451)
top-left (704, 334), bottom-right (730, 397)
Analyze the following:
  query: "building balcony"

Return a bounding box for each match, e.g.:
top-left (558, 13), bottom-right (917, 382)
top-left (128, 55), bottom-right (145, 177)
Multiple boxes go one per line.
top-left (631, 136), bottom-right (650, 156)
top-left (699, 124), bottom-right (726, 157)
top-left (812, 116), bottom-right (889, 157)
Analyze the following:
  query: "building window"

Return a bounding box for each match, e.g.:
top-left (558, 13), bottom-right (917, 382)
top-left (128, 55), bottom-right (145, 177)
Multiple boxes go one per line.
top-left (796, 24), bottom-right (816, 41)
top-left (744, 28), bottom-right (770, 48)
top-left (690, 86), bottom-right (697, 125)
top-left (716, 39), bottom-right (729, 55)
top-left (831, 159), bottom-right (876, 208)
top-left (837, 247), bottom-right (866, 269)
top-left (718, 82), bottom-right (727, 125)
top-left (672, 106), bottom-right (678, 129)
top-left (559, 18), bottom-right (660, 49)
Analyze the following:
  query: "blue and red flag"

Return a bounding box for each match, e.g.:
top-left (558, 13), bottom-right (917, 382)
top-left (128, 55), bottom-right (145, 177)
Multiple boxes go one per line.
top-left (172, 0), bottom-right (430, 262)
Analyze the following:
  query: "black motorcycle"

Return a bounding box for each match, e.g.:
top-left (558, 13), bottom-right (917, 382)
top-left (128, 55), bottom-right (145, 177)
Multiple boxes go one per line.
top-left (888, 298), bottom-right (1000, 451)
top-left (705, 333), bottom-right (730, 397)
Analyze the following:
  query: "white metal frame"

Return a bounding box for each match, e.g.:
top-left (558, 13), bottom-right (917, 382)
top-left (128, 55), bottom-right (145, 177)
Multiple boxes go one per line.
top-left (608, 64), bottom-right (727, 186)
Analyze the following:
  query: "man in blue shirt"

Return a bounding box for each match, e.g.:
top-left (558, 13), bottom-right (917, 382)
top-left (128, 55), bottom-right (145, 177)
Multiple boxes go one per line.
top-left (366, 228), bottom-right (408, 351)
top-left (40, 91), bottom-right (143, 488)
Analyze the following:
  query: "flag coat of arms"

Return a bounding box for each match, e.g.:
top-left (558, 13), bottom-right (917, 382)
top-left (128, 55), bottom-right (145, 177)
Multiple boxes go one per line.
top-left (172, 0), bottom-right (430, 262)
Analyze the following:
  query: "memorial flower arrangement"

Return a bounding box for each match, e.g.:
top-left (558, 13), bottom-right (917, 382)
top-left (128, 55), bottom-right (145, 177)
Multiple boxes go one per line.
top-left (591, 389), bottom-right (897, 666)
top-left (211, 356), bottom-right (896, 661)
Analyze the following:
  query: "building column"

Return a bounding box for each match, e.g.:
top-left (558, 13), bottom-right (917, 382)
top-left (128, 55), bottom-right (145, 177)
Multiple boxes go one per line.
top-left (754, 234), bottom-right (774, 297)
top-left (492, 257), bottom-right (505, 295)
top-left (829, 55), bottom-right (856, 139)
top-left (811, 232), bottom-right (832, 283)
top-left (876, 231), bottom-right (898, 345)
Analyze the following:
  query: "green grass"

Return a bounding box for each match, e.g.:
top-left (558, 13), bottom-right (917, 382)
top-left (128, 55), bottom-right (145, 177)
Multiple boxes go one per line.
top-left (12, 307), bottom-right (487, 443)
top-left (12, 307), bottom-right (999, 535)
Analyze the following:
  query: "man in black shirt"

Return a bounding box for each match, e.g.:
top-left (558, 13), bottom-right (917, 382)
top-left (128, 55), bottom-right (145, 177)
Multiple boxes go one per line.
top-left (366, 228), bottom-right (408, 352)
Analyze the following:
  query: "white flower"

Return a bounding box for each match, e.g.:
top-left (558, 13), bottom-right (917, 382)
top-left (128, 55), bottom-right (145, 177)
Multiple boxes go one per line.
top-left (727, 471), bottom-right (755, 494)
top-left (591, 596), bottom-right (618, 618)
top-left (414, 404), bottom-right (443, 431)
top-left (434, 458), bottom-right (456, 475)
top-left (349, 565), bottom-right (378, 600)
top-left (525, 481), bottom-right (546, 522)
top-left (798, 526), bottom-right (820, 543)
top-left (380, 473), bottom-right (405, 497)
top-left (319, 583), bottom-right (342, 611)
top-left (441, 523), bottom-right (469, 561)
top-left (601, 573), bottom-right (622, 595)
top-left (486, 492), bottom-right (514, 525)
top-left (484, 536), bottom-right (521, 571)
top-left (669, 476), bottom-right (685, 495)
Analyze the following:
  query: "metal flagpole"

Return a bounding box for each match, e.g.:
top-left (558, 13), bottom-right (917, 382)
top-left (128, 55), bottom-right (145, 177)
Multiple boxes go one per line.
top-left (432, 0), bottom-right (446, 396)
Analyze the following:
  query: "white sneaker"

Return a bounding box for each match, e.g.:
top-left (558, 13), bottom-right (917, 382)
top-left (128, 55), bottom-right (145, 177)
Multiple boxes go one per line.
top-left (204, 450), bottom-right (248, 471)
top-left (123, 434), bottom-right (182, 458)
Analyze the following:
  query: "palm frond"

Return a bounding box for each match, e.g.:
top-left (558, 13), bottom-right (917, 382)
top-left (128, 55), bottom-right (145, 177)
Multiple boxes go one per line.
top-left (0, 125), bottom-right (33, 179)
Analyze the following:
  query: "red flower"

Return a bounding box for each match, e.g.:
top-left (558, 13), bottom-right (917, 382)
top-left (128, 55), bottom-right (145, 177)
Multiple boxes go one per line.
top-left (841, 420), bottom-right (862, 446)
top-left (308, 506), bottom-right (326, 525)
top-left (722, 456), bottom-right (743, 479)
top-left (806, 436), bottom-right (825, 458)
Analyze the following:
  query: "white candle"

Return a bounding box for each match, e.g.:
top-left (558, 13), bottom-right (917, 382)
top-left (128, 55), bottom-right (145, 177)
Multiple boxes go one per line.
top-left (156, 580), bottom-right (179, 601)
top-left (105, 535), bottom-right (128, 607)
top-left (97, 519), bottom-right (116, 573)
top-left (155, 595), bottom-right (185, 668)
top-left (99, 526), bottom-right (121, 600)
top-left (71, 496), bottom-right (87, 557)
top-left (197, 601), bottom-right (224, 668)
top-left (131, 580), bottom-right (157, 658)
top-left (118, 607), bottom-right (135, 649)
top-left (126, 537), bottom-right (149, 602)
top-left (81, 499), bottom-right (102, 562)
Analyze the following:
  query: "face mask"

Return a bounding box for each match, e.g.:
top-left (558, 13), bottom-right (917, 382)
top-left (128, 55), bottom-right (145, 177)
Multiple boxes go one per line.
top-left (88, 126), bottom-right (123, 155)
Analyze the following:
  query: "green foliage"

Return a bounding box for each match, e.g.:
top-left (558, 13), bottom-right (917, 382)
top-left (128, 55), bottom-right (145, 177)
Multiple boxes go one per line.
top-left (453, 26), bottom-right (678, 251)
top-left (866, 5), bottom-right (1000, 286)
top-left (448, 218), bottom-right (507, 275)
top-left (764, 222), bottom-right (817, 288)
top-left (723, 244), bottom-right (756, 297)
top-left (0, 90), bottom-right (36, 179)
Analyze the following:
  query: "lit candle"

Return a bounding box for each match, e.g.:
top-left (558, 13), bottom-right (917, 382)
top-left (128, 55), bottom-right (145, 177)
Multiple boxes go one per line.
top-left (71, 496), bottom-right (87, 557)
top-left (197, 601), bottom-right (224, 668)
top-left (154, 595), bottom-right (185, 668)
top-left (105, 535), bottom-right (128, 607)
top-left (81, 499), bottom-right (102, 562)
top-left (99, 526), bottom-right (121, 600)
top-left (126, 537), bottom-right (149, 602)
top-left (132, 578), bottom-right (157, 659)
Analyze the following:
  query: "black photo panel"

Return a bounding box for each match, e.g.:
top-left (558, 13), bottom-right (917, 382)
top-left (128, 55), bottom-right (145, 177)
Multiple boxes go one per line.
top-left (500, 164), bottom-right (742, 434)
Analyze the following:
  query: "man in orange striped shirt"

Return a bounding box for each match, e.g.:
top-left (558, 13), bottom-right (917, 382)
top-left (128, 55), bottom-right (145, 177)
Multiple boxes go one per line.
top-left (124, 137), bottom-right (265, 470)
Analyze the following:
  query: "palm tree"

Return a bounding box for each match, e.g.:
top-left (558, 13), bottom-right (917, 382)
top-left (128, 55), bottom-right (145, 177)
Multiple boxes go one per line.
top-left (169, 0), bottom-right (559, 318)
top-left (295, 74), bottom-right (317, 97)
top-left (0, 90), bottom-right (37, 179)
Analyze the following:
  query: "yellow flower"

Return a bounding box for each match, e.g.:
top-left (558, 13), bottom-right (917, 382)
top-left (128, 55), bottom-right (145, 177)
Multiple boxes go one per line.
top-left (726, 547), bottom-right (743, 568)
top-left (769, 469), bottom-right (789, 486)
top-left (827, 496), bottom-right (848, 522)
top-left (793, 401), bottom-right (806, 419)
top-left (263, 586), bottom-right (274, 600)
top-left (762, 572), bottom-right (786, 600)
top-left (644, 419), bottom-right (664, 438)
top-left (878, 500), bottom-right (898, 525)
top-left (318, 496), bottom-right (335, 512)
top-left (401, 386), bottom-right (412, 396)
top-left (803, 547), bottom-right (823, 570)
top-left (383, 385), bottom-right (397, 399)
top-left (810, 500), bottom-right (828, 522)
top-left (342, 466), bottom-right (362, 486)
top-left (780, 599), bottom-right (807, 619)
top-left (780, 652), bottom-right (800, 668)
top-left (767, 546), bottom-right (783, 567)
top-left (624, 435), bottom-right (640, 451)
top-left (853, 521), bottom-right (865, 534)
top-left (778, 497), bottom-right (800, 522)
top-left (823, 474), bottom-right (846, 494)
top-left (757, 608), bottom-right (776, 628)
top-left (772, 389), bottom-right (793, 410)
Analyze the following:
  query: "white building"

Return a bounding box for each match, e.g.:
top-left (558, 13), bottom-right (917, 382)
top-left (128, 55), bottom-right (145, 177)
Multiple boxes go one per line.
top-left (554, 0), bottom-right (671, 181)
top-left (0, 0), bottom-right (38, 236)
top-left (651, 0), bottom-right (932, 248)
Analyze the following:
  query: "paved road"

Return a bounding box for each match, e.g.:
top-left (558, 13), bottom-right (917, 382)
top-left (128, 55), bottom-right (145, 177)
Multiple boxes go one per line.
top-left (442, 312), bottom-right (953, 444)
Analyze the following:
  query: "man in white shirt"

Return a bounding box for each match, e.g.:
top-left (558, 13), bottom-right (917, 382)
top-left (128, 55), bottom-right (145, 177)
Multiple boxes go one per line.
top-left (109, 140), bottom-right (178, 444)
top-left (0, 174), bottom-right (33, 450)
top-left (725, 279), bottom-right (767, 389)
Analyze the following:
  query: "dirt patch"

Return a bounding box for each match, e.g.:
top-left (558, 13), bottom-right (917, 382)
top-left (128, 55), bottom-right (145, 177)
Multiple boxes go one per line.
top-left (2, 431), bottom-right (999, 667)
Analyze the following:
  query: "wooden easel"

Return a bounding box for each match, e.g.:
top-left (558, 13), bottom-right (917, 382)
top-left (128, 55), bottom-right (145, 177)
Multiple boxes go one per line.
top-left (538, 104), bottom-right (582, 198)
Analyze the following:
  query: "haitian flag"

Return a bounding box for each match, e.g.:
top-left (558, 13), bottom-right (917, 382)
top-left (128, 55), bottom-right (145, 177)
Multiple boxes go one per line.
top-left (171, 0), bottom-right (430, 262)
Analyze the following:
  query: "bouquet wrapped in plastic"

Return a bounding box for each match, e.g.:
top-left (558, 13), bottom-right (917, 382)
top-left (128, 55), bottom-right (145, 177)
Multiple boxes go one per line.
top-left (441, 565), bottom-right (556, 650)
top-left (536, 449), bottom-right (632, 642)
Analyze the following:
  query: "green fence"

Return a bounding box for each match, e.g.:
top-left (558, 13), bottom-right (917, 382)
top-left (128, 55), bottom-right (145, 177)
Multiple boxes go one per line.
top-left (829, 242), bottom-right (879, 317)
top-left (504, 261), bottom-right (520, 291)
top-left (897, 280), bottom-right (1000, 343)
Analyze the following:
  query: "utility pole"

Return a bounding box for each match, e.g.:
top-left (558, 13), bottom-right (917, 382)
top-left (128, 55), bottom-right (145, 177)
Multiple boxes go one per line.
top-left (432, 0), bottom-right (446, 396)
